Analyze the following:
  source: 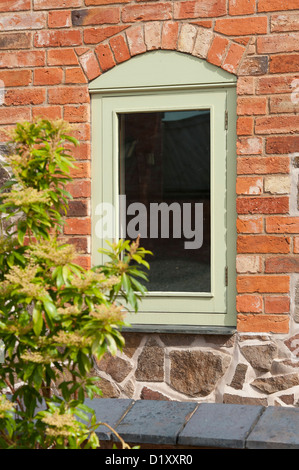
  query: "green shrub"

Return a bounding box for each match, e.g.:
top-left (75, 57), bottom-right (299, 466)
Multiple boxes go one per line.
top-left (0, 120), bottom-right (150, 449)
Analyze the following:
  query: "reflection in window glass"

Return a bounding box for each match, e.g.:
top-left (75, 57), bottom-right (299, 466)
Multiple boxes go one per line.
top-left (119, 110), bottom-right (210, 293)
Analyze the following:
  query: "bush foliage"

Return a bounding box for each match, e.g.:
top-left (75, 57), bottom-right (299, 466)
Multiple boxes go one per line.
top-left (0, 120), bottom-right (150, 449)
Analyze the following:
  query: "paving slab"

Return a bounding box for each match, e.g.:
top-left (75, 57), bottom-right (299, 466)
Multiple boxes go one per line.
top-left (84, 398), bottom-right (133, 440)
top-left (114, 400), bottom-right (197, 445)
top-left (178, 403), bottom-right (264, 449)
top-left (246, 406), bottom-right (299, 449)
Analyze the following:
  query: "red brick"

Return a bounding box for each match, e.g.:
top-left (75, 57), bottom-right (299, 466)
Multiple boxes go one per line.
top-left (258, 34), bottom-right (299, 54)
top-left (66, 141), bottom-right (90, 161)
top-left (64, 218), bottom-right (91, 235)
top-left (237, 235), bottom-right (290, 253)
top-left (86, 0), bottom-right (129, 3)
top-left (61, 237), bottom-right (88, 254)
top-left (73, 255), bottom-right (91, 270)
top-left (109, 35), bottom-right (130, 64)
top-left (0, 12), bottom-right (46, 30)
top-left (173, 0), bottom-right (227, 19)
top-left (236, 176), bottom-right (263, 195)
top-left (0, 125), bottom-right (14, 142)
top-left (270, 54), bottom-right (299, 73)
top-left (236, 216), bottom-right (263, 233)
top-left (95, 44), bottom-right (116, 72)
top-left (122, 3), bottom-right (172, 23)
top-left (237, 196), bottom-right (289, 214)
top-left (48, 86), bottom-right (89, 105)
top-left (34, 0), bottom-right (82, 9)
top-left (79, 50), bottom-right (101, 81)
top-left (236, 294), bottom-right (263, 313)
top-left (237, 137), bottom-right (263, 155)
top-left (0, 50), bottom-right (45, 68)
top-left (161, 22), bottom-right (179, 50)
top-left (215, 17), bottom-right (267, 36)
top-left (270, 95), bottom-right (299, 114)
top-left (207, 35), bottom-right (229, 67)
top-left (271, 13), bottom-right (299, 32)
top-left (258, 0), bottom-right (299, 12)
top-left (237, 156), bottom-right (290, 175)
top-left (47, 49), bottom-right (79, 66)
top-left (264, 296), bottom-right (290, 314)
top-left (32, 106), bottom-right (62, 121)
top-left (266, 136), bottom-right (299, 154)
top-left (229, 0), bottom-right (255, 15)
top-left (237, 275), bottom-right (290, 293)
top-left (5, 88), bottom-right (45, 106)
top-left (0, 0), bottom-right (30, 11)
top-left (266, 216), bottom-right (299, 233)
top-left (0, 32), bottom-right (31, 50)
top-left (64, 105), bottom-right (89, 123)
top-left (70, 123), bottom-right (90, 142)
top-left (237, 76), bottom-right (255, 95)
top-left (294, 237), bottom-right (299, 253)
top-left (237, 314), bottom-right (289, 333)
top-left (190, 20), bottom-right (213, 28)
top-left (66, 180), bottom-right (91, 198)
top-left (234, 37), bottom-right (251, 46)
top-left (72, 7), bottom-right (120, 26)
top-left (237, 96), bottom-right (267, 115)
top-left (34, 30), bottom-right (82, 48)
top-left (34, 67), bottom-right (63, 85)
top-left (84, 26), bottom-right (128, 44)
top-left (48, 10), bottom-right (72, 28)
top-left (75, 47), bottom-right (89, 57)
top-left (257, 75), bottom-right (298, 94)
top-left (69, 161), bottom-right (90, 179)
top-left (126, 25), bottom-right (147, 56)
top-left (237, 116), bottom-right (254, 135)
top-left (222, 42), bottom-right (245, 74)
top-left (256, 115), bottom-right (299, 134)
top-left (0, 106), bottom-right (31, 124)
top-left (265, 256), bottom-right (299, 273)
top-left (65, 67), bottom-right (88, 84)
top-left (0, 69), bottom-right (31, 87)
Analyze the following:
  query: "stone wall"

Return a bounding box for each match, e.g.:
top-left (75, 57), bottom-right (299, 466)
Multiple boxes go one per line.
top-left (91, 329), bottom-right (299, 407)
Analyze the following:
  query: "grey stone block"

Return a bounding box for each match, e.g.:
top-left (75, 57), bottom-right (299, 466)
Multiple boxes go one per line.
top-left (114, 400), bottom-right (197, 445)
top-left (84, 398), bottom-right (133, 441)
top-left (178, 403), bottom-right (264, 449)
top-left (246, 406), bottom-right (299, 449)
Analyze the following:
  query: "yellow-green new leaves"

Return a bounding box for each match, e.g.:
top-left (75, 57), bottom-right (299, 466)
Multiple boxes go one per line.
top-left (0, 120), bottom-right (150, 449)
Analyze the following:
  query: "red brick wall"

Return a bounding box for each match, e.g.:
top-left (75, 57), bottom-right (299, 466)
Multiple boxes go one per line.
top-left (0, 0), bottom-right (299, 334)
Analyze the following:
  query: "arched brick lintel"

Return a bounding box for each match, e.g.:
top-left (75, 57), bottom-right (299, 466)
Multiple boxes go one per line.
top-left (78, 22), bottom-right (248, 83)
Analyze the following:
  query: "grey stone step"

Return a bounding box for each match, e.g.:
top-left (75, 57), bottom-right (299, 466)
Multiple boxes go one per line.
top-left (178, 403), bottom-right (264, 449)
top-left (113, 399), bottom-right (197, 445)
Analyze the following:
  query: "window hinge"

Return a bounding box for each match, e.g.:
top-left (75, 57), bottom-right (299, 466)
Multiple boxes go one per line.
top-left (225, 110), bottom-right (228, 130)
top-left (225, 266), bottom-right (228, 286)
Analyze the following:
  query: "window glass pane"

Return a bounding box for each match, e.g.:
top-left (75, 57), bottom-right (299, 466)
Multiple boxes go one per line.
top-left (118, 110), bottom-right (210, 293)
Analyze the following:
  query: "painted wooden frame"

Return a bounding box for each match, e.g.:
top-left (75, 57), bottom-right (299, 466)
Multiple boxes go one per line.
top-left (90, 51), bottom-right (237, 330)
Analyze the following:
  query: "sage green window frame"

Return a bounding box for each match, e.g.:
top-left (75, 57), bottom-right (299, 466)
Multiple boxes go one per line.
top-left (90, 51), bottom-right (237, 332)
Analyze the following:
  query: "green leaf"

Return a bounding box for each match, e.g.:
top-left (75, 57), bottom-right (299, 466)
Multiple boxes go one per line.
top-left (42, 300), bottom-right (59, 320)
top-left (32, 305), bottom-right (43, 336)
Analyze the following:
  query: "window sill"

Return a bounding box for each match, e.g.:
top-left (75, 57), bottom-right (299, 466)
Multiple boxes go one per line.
top-left (121, 324), bottom-right (236, 335)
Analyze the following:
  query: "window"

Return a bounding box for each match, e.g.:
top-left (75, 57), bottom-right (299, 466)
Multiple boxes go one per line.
top-left (90, 51), bottom-right (237, 332)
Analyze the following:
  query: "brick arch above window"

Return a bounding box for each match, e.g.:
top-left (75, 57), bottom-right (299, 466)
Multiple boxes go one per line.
top-left (77, 22), bottom-right (248, 83)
